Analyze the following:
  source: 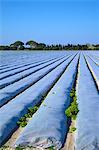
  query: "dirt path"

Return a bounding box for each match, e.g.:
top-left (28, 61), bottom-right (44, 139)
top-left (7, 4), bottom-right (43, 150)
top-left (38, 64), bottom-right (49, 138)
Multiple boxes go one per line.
top-left (62, 121), bottom-right (76, 150)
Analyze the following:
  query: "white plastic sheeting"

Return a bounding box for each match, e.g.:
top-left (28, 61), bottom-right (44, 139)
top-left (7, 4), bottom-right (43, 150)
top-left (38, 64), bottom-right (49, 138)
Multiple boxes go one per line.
top-left (0, 56), bottom-right (66, 88)
top-left (0, 56), bottom-right (59, 74)
top-left (76, 55), bottom-right (99, 150)
top-left (0, 56), bottom-right (64, 80)
top-left (88, 56), bottom-right (99, 66)
top-left (0, 54), bottom-right (60, 71)
top-left (84, 55), bottom-right (99, 90)
top-left (0, 54), bottom-right (75, 146)
top-left (14, 54), bottom-right (79, 149)
top-left (0, 51), bottom-right (74, 67)
top-left (87, 55), bottom-right (99, 66)
top-left (0, 55), bottom-right (73, 107)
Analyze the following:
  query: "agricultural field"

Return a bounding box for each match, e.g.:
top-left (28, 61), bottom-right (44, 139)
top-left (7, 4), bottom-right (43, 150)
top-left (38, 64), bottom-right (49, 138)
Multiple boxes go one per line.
top-left (0, 50), bottom-right (99, 150)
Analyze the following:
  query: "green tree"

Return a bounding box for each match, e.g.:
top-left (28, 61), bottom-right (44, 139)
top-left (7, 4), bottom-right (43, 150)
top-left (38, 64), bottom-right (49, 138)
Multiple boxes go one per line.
top-left (36, 43), bottom-right (46, 50)
top-left (26, 40), bottom-right (38, 49)
top-left (10, 41), bottom-right (24, 50)
top-left (0, 46), bottom-right (10, 50)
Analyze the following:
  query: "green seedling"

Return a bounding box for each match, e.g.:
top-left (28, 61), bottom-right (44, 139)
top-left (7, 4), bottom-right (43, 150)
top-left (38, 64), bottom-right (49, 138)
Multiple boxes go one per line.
top-left (65, 89), bottom-right (79, 120)
top-left (24, 113), bottom-right (32, 118)
top-left (17, 106), bottom-right (39, 127)
top-left (69, 127), bottom-right (76, 133)
top-left (15, 146), bottom-right (24, 150)
top-left (65, 100), bottom-right (79, 120)
top-left (28, 106), bottom-right (38, 115)
top-left (70, 88), bottom-right (75, 98)
top-left (17, 121), bottom-right (27, 127)
top-left (19, 117), bottom-right (26, 122)
top-left (43, 103), bottom-right (47, 107)
top-left (48, 146), bottom-right (54, 150)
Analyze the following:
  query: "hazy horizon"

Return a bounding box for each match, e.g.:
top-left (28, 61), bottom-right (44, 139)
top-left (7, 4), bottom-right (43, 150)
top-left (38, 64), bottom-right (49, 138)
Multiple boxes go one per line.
top-left (0, 0), bottom-right (99, 45)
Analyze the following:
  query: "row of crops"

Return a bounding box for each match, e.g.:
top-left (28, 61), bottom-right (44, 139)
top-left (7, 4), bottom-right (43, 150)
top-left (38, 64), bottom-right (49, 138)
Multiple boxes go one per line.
top-left (0, 50), bottom-right (99, 150)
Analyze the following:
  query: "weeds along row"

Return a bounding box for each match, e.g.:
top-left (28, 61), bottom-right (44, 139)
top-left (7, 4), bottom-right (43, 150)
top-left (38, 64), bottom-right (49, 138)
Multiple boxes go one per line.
top-left (0, 52), bottom-right (98, 150)
top-left (0, 54), bottom-right (78, 149)
top-left (12, 54), bottom-right (79, 149)
top-left (0, 54), bottom-right (77, 147)
top-left (65, 54), bottom-right (80, 149)
top-left (17, 55), bottom-right (79, 128)
top-left (65, 53), bottom-right (98, 150)
top-left (75, 55), bottom-right (99, 150)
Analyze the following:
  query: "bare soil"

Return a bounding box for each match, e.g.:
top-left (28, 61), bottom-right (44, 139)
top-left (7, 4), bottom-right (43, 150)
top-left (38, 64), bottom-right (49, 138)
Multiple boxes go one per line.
top-left (62, 120), bottom-right (76, 150)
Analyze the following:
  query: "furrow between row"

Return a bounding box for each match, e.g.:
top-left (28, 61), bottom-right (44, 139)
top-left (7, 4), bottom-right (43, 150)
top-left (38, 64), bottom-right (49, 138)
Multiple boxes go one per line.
top-left (0, 54), bottom-right (77, 146)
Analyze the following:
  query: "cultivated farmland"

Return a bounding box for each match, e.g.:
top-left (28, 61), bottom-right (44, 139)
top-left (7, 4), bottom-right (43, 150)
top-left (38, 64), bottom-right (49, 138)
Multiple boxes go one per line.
top-left (0, 50), bottom-right (99, 150)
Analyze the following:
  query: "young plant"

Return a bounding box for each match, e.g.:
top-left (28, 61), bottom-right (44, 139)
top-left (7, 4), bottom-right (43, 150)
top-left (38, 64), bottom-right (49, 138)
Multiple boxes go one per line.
top-left (17, 120), bottom-right (27, 127)
top-left (69, 127), bottom-right (76, 133)
top-left (17, 106), bottom-right (39, 127)
top-left (48, 146), bottom-right (54, 150)
top-left (15, 146), bottom-right (24, 150)
top-left (28, 106), bottom-right (38, 115)
top-left (24, 113), bottom-right (32, 118)
top-left (65, 89), bottom-right (79, 120)
top-left (70, 88), bottom-right (75, 98)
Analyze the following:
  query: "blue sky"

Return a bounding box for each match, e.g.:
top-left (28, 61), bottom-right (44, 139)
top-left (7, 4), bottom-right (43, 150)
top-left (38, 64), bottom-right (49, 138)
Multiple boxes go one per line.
top-left (0, 0), bottom-right (99, 45)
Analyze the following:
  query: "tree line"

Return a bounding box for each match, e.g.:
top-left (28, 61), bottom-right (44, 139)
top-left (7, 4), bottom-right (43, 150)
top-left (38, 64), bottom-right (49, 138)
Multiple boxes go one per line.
top-left (0, 40), bottom-right (99, 50)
